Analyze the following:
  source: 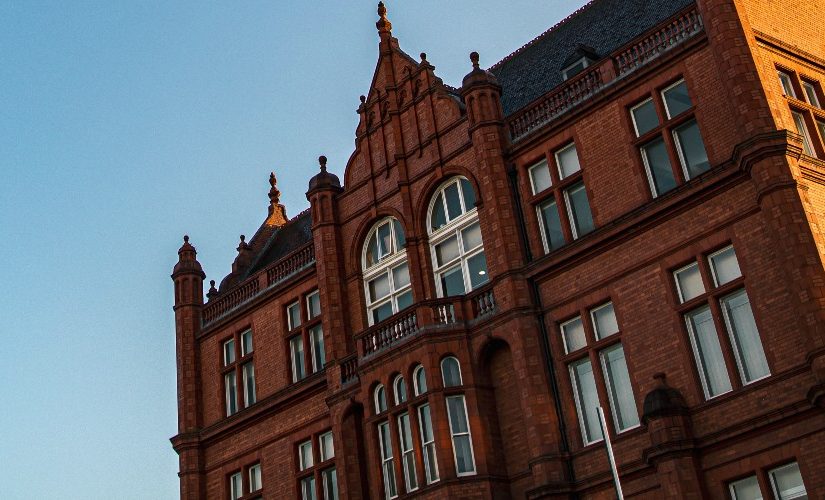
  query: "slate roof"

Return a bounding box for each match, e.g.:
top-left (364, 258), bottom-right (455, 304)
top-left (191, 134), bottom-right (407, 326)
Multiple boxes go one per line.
top-left (491, 0), bottom-right (696, 116)
top-left (245, 209), bottom-right (313, 276)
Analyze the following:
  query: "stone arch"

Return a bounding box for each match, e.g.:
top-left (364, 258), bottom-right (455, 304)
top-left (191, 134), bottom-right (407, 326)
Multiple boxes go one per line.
top-left (413, 169), bottom-right (483, 237)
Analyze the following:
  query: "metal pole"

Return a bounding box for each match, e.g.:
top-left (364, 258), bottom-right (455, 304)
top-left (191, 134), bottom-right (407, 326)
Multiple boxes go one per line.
top-left (597, 407), bottom-right (624, 500)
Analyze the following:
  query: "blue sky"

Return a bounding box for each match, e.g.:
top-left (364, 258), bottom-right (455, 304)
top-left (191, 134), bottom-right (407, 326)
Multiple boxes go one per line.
top-left (0, 1), bottom-right (587, 498)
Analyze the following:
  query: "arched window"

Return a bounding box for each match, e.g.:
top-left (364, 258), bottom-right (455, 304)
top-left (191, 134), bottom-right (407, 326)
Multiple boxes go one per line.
top-left (394, 375), bottom-right (407, 405)
top-left (413, 365), bottom-right (427, 396)
top-left (427, 177), bottom-right (489, 297)
top-left (441, 356), bottom-right (462, 387)
top-left (363, 217), bottom-right (413, 325)
top-left (374, 384), bottom-right (387, 414)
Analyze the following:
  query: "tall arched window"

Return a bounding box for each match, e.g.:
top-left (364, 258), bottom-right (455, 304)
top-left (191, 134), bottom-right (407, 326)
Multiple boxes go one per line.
top-left (428, 177), bottom-right (489, 297)
top-left (363, 217), bottom-right (412, 325)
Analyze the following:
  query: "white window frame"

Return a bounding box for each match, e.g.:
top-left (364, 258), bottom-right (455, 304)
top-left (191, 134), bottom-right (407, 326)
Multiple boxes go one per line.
top-left (240, 330), bottom-right (253, 356)
top-left (417, 403), bottom-right (439, 485)
top-left (561, 56), bottom-right (589, 80)
top-left (563, 181), bottom-right (592, 240)
top-left (309, 324), bottom-right (325, 373)
top-left (599, 343), bottom-right (640, 433)
top-left (569, 357), bottom-right (603, 445)
top-left (319, 431), bottom-right (334, 462)
top-left (230, 471), bottom-right (243, 500)
top-left (560, 316), bottom-right (586, 354)
top-left (287, 301), bottom-right (302, 331)
top-left (428, 177), bottom-right (487, 297)
top-left (802, 81), bottom-right (821, 108)
top-left (225, 371), bottom-right (237, 417)
top-left (673, 261), bottom-right (704, 303)
top-left (397, 412), bottom-right (419, 492)
top-left (445, 395), bottom-right (477, 477)
top-left (590, 302), bottom-right (619, 340)
top-left (377, 421), bottom-right (398, 500)
top-left (630, 97), bottom-right (657, 137)
top-left (778, 70), bottom-right (796, 98)
top-left (661, 78), bottom-right (691, 119)
top-left (393, 375), bottom-right (407, 405)
top-left (720, 288), bottom-right (771, 385)
top-left (554, 142), bottom-right (581, 179)
top-left (537, 196), bottom-right (565, 253)
top-left (791, 110), bottom-right (815, 157)
top-left (290, 335), bottom-right (306, 383)
top-left (671, 118), bottom-right (708, 181)
top-left (685, 305), bottom-right (733, 400)
top-left (248, 463), bottom-right (262, 492)
top-left (412, 365), bottom-right (427, 396)
top-left (728, 475), bottom-right (761, 500)
top-left (769, 462), bottom-right (808, 499)
top-left (528, 158), bottom-right (551, 195)
top-left (223, 338), bottom-right (236, 366)
top-left (242, 361), bottom-right (255, 408)
top-left (440, 356), bottom-right (463, 387)
top-left (374, 384), bottom-right (387, 414)
top-left (306, 290), bottom-right (321, 320)
top-left (362, 217), bottom-right (411, 326)
top-left (298, 440), bottom-right (314, 471)
top-left (321, 467), bottom-right (338, 500)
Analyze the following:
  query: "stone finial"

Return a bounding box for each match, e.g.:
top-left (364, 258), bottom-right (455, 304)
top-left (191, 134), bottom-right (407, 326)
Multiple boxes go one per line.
top-left (420, 52), bottom-right (427, 62)
top-left (360, 95), bottom-right (366, 104)
top-left (265, 171), bottom-right (288, 227)
top-left (237, 234), bottom-right (250, 253)
top-left (268, 172), bottom-right (281, 205)
top-left (172, 234), bottom-right (205, 279)
top-left (206, 279), bottom-right (219, 299)
top-left (376, 1), bottom-right (392, 33)
top-left (470, 51), bottom-right (480, 69)
top-left (319, 155), bottom-right (328, 172)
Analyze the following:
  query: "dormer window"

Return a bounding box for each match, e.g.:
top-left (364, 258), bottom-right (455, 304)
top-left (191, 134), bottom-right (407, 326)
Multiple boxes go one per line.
top-left (561, 45), bottom-right (599, 81)
top-left (562, 57), bottom-right (590, 80)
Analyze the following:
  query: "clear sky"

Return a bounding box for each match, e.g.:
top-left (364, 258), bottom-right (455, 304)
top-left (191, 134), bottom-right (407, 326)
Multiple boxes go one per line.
top-left (0, 1), bottom-right (588, 498)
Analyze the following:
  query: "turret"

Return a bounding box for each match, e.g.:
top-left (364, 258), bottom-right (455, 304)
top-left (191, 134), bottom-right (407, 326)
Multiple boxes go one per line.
top-left (172, 235), bottom-right (205, 308)
top-left (461, 52), bottom-right (505, 134)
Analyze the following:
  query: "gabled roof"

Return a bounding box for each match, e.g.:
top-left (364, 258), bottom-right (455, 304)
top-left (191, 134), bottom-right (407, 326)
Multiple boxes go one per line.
top-left (244, 209), bottom-right (313, 277)
top-left (491, 0), bottom-right (695, 116)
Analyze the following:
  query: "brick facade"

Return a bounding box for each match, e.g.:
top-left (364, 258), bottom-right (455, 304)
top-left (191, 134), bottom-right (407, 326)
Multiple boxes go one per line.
top-left (170, 1), bottom-right (825, 498)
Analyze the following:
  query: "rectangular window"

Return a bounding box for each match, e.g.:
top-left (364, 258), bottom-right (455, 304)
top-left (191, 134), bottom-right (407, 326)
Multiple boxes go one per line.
top-left (641, 136), bottom-right (677, 196)
top-left (600, 344), bottom-right (639, 431)
top-left (307, 291), bottom-right (322, 319)
top-left (686, 306), bottom-right (733, 398)
top-left (721, 289), bottom-right (770, 383)
top-left (802, 81), bottom-right (821, 108)
top-left (792, 111), bottom-right (815, 156)
top-left (397, 413), bottom-right (418, 492)
top-left (769, 462), bottom-right (807, 499)
top-left (439, 265), bottom-right (466, 297)
top-left (288, 301), bottom-right (302, 330)
top-left (224, 339), bottom-right (236, 366)
top-left (309, 325), bottom-right (325, 373)
top-left (299, 440), bottom-right (314, 471)
top-left (290, 336), bottom-right (306, 382)
top-left (446, 395), bottom-right (476, 475)
top-left (241, 330), bottom-right (253, 356)
top-left (225, 371), bottom-right (238, 416)
top-left (230, 471), bottom-right (243, 500)
top-left (709, 246), bottom-right (742, 286)
top-left (569, 357), bottom-right (603, 444)
top-left (591, 302), bottom-right (619, 340)
top-left (631, 98), bottom-right (659, 136)
top-left (662, 79), bottom-right (692, 119)
top-left (248, 463), bottom-right (262, 492)
top-left (537, 198), bottom-right (565, 252)
top-left (378, 421), bottom-right (398, 499)
top-left (561, 316), bottom-right (586, 354)
top-left (529, 159), bottom-right (552, 194)
top-left (674, 262), bottom-right (705, 303)
top-left (300, 476), bottom-right (317, 500)
top-left (778, 71), bottom-right (796, 98)
top-left (321, 467), bottom-right (339, 500)
top-left (562, 57), bottom-right (588, 80)
top-left (729, 475), bottom-right (762, 500)
top-left (417, 404), bottom-right (439, 484)
top-left (673, 119), bottom-right (710, 179)
top-left (319, 432), bottom-right (334, 462)
top-left (817, 120), bottom-right (825, 146)
top-left (555, 143), bottom-right (581, 179)
top-left (242, 362), bottom-right (256, 407)
top-left (564, 182), bottom-right (594, 238)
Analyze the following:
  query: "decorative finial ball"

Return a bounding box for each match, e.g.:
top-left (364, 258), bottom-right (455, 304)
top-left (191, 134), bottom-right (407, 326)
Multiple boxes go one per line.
top-left (360, 95), bottom-right (366, 104)
top-left (420, 52), bottom-right (427, 62)
top-left (210, 280), bottom-right (216, 286)
top-left (319, 155), bottom-right (327, 169)
top-left (269, 172), bottom-right (276, 187)
top-left (240, 234), bottom-right (246, 242)
top-left (378, 1), bottom-right (386, 16)
top-left (470, 51), bottom-right (480, 67)
top-left (183, 235), bottom-right (189, 243)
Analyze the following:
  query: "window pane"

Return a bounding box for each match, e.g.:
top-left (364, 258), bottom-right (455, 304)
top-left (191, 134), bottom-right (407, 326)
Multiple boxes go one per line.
top-left (444, 182), bottom-right (463, 220)
top-left (225, 371), bottom-right (237, 416)
top-left (565, 182), bottom-right (594, 238)
top-left (299, 441), bottom-right (314, 470)
top-left (419, 404), bottom-right (434, 441)
top-left (538, 198), bottom-right (565, 252)
top-left (446, 396), bottom-right (475, 474)
top-left (375, 385), bottom-right (387, 413)
top-left (310, 325), bottom-right (325, 372)
top-left (675, 120), bottom-right (710, 179)
top-left (392, 262), bottom-right (410, 288)
top-left (803, 82), bottom-right (821, 108)
top-left (675, 262), bottom-right (704, 303)
top-left (301, 476), bottom-right (317, 500)
top-left (307, 291), bottom-right (321, 319)
top-left (398, 413), bottom-right (418, 491)
top-left (461, 222), bottom-right (483, 251)
top-left (447, 397), bottom-right (469, 433)
top-left (460, 178), bottom-right (476, 210)
top-left (431, 193), bottom-right (446, 231)
top-left (601, 344), bottom-right (639, 431)
top-left (453, 435), bottom-right (475, 474)
top-left (710, 246), bottom-right (741, 286)
top-left (467, 252), bottom-right (489, 290)
top-left (395, 377), bottom-right (407, 404)
top-left (556, 143), bottom-right (581, 179)
top-left (377, 221), bottom-right (392, 259)
top-left (372, 301), bottom-right (394, 324)
top-left (561, 317), bottom-right (587, 354)
top-left (663, 80), bottom-right (692, 118)
top-left (722, 290), bottom-right (770, 383)
top-left (320, 432), bottom-right (334, 461)
top-left (591, 303), bottom-right (619, 339)
top-left (230, 472), bottom-right (243, 500)
top-left (440, 266), bottom-right (466, 297)
top-left (631, 98), bottom-right (659, 136)
top-left (288, 302), bottom-right (302, 330)
top-left (792, 111), bottom-right (815, 156)
top-left (366, 232), bottom-right (379, 267)
top-left (322, 468), bottom-right (339, 500)
top-left (393, 218), bottom-right (406, 248)
top-left (435, 236), bottom-right (460, 266)
top-left (291, 336), bottom-right (306, 382)
top-left (243, 362), bottom-right (256, 407)
top-left (570, 358), bottom-right (603, 443)
top-left (641, 137), bottom-right (677, 196)
top-left (224, 339), bottom-right (236, 366)
top-left (730, 475), bottom-right (763, 500)
top-left (563, 59), bottom-right (587, 79)
top-left (770, 462), bottom-right (807, 500)
top-left (778, 71), bottom-right (796, 98)
top-left (414, 367), bottom-right (427, 395)
top-left (241, 330), bottom-right (253, 356)
top-left (687, 306), bottom-right (732, 398)
top-left (369, 274), bottom-right (391, 302)
top-left (817, 121), bottom-right (825, 146)
top-left (441, 357), bottom-right (462, 387)
top-left (249, 464), bottom-right (262, 492)
top-left (529, 159), bottom-right (552, 194)
top-left (418, 404), bottom-right (439, 484)
top-left (396, 291), bottom-right (413, 311)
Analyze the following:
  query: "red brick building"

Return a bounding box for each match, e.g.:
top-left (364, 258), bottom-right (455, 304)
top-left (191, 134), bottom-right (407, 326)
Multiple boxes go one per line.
top-left (170, 0), bottom-right (825, 498)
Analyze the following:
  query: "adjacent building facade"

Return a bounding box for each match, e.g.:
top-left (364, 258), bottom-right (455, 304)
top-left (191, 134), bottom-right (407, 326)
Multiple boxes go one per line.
top-left (170, 0), bottom-right (825, 498)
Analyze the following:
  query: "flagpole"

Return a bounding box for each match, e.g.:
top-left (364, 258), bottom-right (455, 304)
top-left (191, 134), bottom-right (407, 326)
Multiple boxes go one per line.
top-left (597, 406), bottom-right (624, 500)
